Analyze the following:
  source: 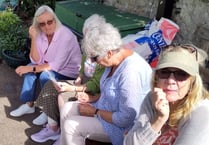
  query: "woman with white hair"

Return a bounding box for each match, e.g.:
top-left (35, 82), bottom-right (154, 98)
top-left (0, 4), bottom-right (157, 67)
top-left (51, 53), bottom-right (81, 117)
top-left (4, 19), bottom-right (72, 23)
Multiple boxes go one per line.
top-left (10, 5), bottom-right (82, 118)
top-left (58, 15), bottom-right (152, 145)
top-left (29, 14), bottom-right (106, 144)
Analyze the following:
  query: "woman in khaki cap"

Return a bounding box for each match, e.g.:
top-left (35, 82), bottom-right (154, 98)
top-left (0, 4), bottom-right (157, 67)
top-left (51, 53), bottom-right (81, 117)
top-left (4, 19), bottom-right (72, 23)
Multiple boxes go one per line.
top-left (124, 44), bottom-right (209, 145)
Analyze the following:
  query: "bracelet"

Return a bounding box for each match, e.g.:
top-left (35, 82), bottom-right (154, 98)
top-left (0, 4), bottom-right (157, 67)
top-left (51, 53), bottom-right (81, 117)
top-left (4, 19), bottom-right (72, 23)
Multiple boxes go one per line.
top-left (33, 66), bottom-right (36, 73)
top-left (94, 108), bottom-right (99, 115)
top-left (94, 108), bottom-right (99, 117)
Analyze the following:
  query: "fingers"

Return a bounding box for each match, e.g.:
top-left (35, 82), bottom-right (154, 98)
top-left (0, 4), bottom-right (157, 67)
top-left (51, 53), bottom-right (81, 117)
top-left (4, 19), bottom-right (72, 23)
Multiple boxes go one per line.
top-left (153, 87), bottom-right (166, 100)
top-left (158, 99), bottom-right (169, 110)
top-left (153, 87), bottom-right (170, 118)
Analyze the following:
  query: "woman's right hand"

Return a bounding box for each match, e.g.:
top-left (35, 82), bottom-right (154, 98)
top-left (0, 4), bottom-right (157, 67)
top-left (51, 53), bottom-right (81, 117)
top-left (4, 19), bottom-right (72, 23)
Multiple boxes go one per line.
top-left (29, 25), bottom-right (38, 39)
top-left (150, 87), bottom-right (170, 132)
top-left (153, 87), bottom-right (170, 122)
top-left (74, 76), bottom-right (82, 85)
top-left (54, 82), bottom-right (75, 92)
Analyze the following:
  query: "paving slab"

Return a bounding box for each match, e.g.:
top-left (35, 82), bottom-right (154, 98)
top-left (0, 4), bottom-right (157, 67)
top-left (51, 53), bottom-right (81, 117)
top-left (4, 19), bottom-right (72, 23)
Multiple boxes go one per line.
top-left (0, 61), bottom-right (53, 145)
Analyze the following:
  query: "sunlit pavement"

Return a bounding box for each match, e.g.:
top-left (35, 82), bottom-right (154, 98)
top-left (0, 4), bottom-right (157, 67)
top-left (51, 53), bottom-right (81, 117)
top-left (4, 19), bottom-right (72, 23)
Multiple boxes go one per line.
top-left (0, 61), bottom-right (53, 145)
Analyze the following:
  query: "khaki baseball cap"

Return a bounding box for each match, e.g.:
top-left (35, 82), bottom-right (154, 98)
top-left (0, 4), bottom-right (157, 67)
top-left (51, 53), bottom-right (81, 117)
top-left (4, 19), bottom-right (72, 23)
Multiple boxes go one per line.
top-left (156, 49), bottom-right (199, 76)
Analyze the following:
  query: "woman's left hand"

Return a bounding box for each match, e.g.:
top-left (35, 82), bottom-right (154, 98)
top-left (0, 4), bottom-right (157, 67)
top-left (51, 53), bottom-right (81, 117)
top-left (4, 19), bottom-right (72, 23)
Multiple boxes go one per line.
top-left (78, 103), bottom-right (95, 117)
top-left (76, 92), bottom-right (90, 103)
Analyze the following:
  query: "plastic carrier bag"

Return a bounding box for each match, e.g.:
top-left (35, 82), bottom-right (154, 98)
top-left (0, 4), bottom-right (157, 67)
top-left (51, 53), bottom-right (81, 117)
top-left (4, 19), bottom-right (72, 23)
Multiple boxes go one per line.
top-left (122, 17), bottom-right (179, 68)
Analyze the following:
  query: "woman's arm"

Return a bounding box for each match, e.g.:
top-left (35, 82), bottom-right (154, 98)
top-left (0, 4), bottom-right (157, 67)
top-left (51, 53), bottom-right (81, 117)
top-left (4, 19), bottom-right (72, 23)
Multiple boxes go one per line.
top-left (29, 25), bottom-right (40, 62)
top-left (124, 93), bottom-right (160, 145)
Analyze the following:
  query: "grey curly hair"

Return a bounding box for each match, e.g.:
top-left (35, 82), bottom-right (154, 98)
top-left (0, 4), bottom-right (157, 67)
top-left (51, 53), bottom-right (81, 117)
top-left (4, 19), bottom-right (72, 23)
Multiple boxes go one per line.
top-left (82, 16), bottom-right (122, 58)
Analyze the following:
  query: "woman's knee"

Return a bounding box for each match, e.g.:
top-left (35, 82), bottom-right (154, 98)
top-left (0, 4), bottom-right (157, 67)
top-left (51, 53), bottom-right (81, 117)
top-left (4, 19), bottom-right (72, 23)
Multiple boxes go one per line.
top-left (39, 71), bottom-right (50, 86)
top-left (60, 102), bottom-right (79, 119)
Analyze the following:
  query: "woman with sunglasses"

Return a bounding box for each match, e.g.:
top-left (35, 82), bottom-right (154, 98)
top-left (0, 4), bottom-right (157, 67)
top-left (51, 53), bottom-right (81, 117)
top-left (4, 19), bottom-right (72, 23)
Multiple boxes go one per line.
top-left (10, 5), bottom-right (82, 118)
top-left (57, 16), bottom-right (152, 145)
top-left (30, 14), bottom-right (106, 144)
top-left (124, 45), bottom-right (209, 145)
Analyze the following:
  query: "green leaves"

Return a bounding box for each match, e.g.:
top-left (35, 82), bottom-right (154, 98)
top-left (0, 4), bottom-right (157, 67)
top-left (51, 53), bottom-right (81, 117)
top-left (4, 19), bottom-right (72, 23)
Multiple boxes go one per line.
top-left (0, 10), bottom-right (21, 32)
top-left (0, 11), bottom-right (28, 51)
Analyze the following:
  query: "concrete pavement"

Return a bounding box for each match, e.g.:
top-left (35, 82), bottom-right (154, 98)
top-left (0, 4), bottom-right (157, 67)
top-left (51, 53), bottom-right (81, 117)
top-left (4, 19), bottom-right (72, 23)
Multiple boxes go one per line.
top-left (0, 61), bottom-right (53, 145)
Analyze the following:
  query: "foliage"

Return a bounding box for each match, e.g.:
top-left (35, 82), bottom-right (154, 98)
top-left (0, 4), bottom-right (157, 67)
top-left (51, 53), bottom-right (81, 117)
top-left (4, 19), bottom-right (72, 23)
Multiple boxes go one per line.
top-left (17, 0), bottom-right (56, 19)
top-left (0, 10), bottom-right (21, 32)
top-left (0, 10), bottom-right (28, 52)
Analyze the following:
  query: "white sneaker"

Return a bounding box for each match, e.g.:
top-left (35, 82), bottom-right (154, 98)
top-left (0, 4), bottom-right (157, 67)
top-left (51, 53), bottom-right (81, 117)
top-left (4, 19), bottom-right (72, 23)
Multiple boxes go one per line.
top-left (10, 104), bottom-right (35, 117)
top-left (33, 112), bottom-right (48, 125)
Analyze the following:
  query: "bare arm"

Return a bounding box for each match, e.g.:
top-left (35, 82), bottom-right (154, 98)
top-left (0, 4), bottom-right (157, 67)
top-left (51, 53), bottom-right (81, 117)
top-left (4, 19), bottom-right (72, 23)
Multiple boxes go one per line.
top-left (29, 25), bottom-right (40, 62)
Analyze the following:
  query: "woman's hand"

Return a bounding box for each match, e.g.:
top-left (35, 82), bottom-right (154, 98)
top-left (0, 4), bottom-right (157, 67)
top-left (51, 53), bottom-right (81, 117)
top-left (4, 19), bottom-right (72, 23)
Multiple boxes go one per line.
top-left (76, 92), bottom-right (90, 103)
top-left (29, 25), bottom-right (38, 39)
top-left (153, 87), bottom-right (170, 122)
top-left (54, 82), bottom-right (75, 92)
top-left (15, 66), bottom-right (33, 76)
top-left (78, 103), bottom-right (96, 117)
top-left (74, 76), bottom-right (82, 85)
top-left (151, 87), bottom-right (170, 132)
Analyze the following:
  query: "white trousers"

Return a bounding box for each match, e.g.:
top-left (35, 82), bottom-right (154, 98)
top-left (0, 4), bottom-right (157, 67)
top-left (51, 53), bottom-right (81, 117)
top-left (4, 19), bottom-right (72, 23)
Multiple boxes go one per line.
top-left (60, 101), bottom-right (110, 145)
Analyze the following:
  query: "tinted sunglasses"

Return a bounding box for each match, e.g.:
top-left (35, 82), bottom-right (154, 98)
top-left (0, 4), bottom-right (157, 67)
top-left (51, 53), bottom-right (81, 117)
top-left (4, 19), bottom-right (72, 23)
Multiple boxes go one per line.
top-left (157, 68), bottom-right (190, 81)
top-left (90, 55), bottom-right (99, 62)
top-left (39, 18), bottom-right (54, 27)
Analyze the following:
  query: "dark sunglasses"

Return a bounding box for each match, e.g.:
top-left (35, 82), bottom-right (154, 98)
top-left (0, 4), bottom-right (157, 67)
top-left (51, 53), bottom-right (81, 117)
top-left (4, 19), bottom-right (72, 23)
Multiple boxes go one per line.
top-left (157, 68), bottom-right (190, 81)
top-left (90, 55), bottom-right (99, 62)
top-left (38, 18), bottom-right (54, 27)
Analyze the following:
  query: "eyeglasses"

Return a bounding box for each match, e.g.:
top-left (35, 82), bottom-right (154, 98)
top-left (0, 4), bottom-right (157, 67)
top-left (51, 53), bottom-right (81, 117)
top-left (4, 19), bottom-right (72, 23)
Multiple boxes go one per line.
top-left (90, 55), bottom-right (99, 62)
top-left (38, 18), bottom-right (54, 27)
top-left (157, 68), bottom-right (190, 81)
top-left (180, 44), bottom-right (198, 61)
top-left (167, 43), bottom-right (198, 61)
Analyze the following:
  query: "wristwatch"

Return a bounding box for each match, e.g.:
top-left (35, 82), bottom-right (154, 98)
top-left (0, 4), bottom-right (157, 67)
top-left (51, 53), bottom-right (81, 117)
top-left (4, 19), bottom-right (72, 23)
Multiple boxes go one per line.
top-left (33, 66), bottom-right (36, 73)
top-left (94, 108), bottom-right (99, 117)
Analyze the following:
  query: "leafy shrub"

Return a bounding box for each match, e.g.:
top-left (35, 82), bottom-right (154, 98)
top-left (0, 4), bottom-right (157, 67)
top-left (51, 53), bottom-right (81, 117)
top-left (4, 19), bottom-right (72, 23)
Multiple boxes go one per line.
top-left (0, 10), bottom-right (28, 52)
top-left (0, 10), bottom-right (21, 32)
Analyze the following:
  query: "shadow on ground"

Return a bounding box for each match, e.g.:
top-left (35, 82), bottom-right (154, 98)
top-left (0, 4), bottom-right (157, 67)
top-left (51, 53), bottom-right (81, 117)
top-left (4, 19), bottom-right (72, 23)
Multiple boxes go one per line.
top-left (0, 61), bottom-right (54, 145)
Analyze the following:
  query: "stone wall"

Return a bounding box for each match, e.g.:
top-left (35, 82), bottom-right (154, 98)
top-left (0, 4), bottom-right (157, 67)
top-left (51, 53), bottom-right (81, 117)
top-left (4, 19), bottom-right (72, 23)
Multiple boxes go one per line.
top-left (104, 0), bottom-right (209, 55)
top-left (173, 0), bottom-right (209, 52)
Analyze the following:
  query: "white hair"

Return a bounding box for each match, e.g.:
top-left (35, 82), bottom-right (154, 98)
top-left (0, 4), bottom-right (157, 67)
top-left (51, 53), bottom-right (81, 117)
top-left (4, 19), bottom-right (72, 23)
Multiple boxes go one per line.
top-left (32, 5), bottom-right (62, 33)
top-left (82, 20), bottom-right (122, 57)
top-left (82, 14), bottom-right (106, 35)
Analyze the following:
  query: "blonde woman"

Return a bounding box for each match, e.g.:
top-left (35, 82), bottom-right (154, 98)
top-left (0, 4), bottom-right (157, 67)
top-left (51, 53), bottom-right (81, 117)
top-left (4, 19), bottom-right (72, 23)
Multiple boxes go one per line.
top-left (124, 44), bottom-right (209, 145)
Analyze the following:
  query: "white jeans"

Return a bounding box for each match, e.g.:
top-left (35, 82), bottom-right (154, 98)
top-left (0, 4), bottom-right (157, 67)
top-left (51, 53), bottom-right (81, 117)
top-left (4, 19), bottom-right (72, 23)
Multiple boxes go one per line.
top-left (60, 101), bottom-right (110, 145)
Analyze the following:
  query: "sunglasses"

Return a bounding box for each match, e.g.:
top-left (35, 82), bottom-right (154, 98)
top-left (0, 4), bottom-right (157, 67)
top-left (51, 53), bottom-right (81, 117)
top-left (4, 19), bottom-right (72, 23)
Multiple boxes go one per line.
top-left (90, 55), bottom-right (99, 62)
top-left (167, 43), bottom-right (198, 61)
top-left (157, 68), bottom-right (190, 81)
top-left (180, 44), bottom-right (198, 61)
top-left (38, 18), bottom-right (54, 27)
